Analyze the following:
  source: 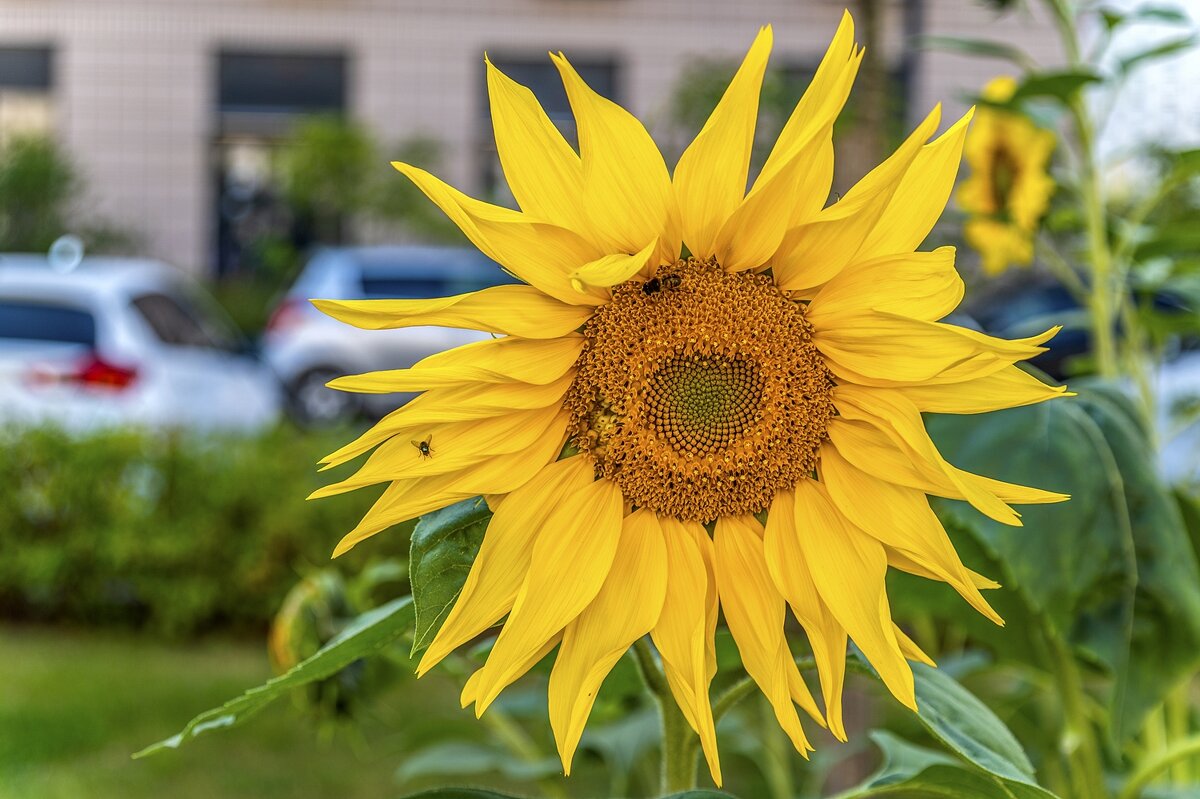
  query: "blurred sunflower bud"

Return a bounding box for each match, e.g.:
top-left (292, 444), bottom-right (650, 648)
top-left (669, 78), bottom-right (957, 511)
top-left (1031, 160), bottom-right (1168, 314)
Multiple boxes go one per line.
top-left (269, 570), bottom-right (382, 719)
top-left (957, 76), bottom-right (1056, 275)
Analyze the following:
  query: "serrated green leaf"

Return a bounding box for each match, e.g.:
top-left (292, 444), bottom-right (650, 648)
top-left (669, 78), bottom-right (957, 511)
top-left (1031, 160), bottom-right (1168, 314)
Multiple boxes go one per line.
top-left (1119, 35), bottom-right (1198, 75)
top-left (916, 36), bottom-right (1036, 70)
top-left (134, 596), bottom-right (413, 756)
top-left (409, 497), bottom-right (492, 656)
top-left (1011, 70), bottom-right (1104, 103)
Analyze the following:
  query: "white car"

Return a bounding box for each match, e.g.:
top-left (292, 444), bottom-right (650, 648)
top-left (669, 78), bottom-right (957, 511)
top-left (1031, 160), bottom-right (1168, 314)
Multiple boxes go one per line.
top-left (263, 246), bottom-right (511, 426)
top-left (0, 254), bottom-right (280, 433)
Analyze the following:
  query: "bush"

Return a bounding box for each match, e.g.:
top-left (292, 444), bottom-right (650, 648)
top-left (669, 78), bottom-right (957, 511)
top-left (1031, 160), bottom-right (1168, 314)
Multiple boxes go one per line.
top-left (0, 425), bottom-right (406, 638)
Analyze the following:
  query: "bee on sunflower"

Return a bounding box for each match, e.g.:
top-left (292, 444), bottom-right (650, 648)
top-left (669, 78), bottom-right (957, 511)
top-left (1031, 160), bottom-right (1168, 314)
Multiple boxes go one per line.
top-left (309, 13), bottom-right (1069, 785)
top-left (957, 76), bottom-right (1057, 275)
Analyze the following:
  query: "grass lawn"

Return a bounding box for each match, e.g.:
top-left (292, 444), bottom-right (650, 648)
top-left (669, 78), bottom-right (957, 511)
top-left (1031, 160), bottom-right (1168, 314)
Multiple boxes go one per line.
top-left (0, 625), bottom-right (487, 799)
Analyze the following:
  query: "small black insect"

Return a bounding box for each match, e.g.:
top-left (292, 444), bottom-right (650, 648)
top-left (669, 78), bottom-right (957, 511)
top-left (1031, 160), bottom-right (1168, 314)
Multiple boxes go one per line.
top-left (642, 273), bottom-right (681, 295)
top-left (412, 434), bottom-right (434, 459)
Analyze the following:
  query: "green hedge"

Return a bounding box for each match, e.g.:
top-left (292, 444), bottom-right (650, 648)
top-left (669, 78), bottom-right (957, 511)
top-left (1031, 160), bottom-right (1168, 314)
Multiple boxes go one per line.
top-left (0, 425), bottom-right (406, 637)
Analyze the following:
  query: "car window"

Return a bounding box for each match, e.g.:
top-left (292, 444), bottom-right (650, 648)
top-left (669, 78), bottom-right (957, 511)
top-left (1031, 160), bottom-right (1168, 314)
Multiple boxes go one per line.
top-left (131, 292), bottom-right (236, 351)
top-left (0, 300), bottom-right (96, 346)
top-left (359, 276), bottom-right (451, 299)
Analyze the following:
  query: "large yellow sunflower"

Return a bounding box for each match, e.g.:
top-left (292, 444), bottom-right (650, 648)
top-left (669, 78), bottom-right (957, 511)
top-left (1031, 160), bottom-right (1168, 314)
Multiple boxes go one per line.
top-left (957, 76), bottom-right (1057, 275)
top-left (311, 13), bottom-right (1068, 784)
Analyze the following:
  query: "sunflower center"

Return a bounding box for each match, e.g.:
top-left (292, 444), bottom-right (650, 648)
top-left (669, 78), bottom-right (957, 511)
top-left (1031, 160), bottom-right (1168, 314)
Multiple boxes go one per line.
top-left (565, 257), bottom-right (835, 522)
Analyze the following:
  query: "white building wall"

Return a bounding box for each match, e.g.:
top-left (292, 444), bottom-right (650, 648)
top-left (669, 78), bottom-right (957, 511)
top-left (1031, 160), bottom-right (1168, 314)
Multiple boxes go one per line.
top-left (0, 0), bottom-right (1063, 275)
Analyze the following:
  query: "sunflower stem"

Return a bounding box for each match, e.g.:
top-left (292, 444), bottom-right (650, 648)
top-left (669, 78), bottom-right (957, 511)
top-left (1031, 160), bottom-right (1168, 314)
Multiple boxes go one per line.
top-left (632, 638), bottom-right (698, 794)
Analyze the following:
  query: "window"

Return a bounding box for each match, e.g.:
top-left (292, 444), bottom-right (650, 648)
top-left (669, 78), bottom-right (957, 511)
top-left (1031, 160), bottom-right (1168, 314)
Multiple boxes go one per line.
top-left (479, 55), bottom-right (618, 200)
top-left (216, 50), bottom-right (347, 136)
top-left (131, 292), bottom-right (236, 351)
top-left (213, 49), bottom-right (349, 274)
top-left (0, 300), bottom-right (95, 346)
top-left (0, 46), bottom-right (53, 142)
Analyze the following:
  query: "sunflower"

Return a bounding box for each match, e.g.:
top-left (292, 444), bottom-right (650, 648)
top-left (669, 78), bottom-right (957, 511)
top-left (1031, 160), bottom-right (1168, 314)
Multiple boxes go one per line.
top-left (957, 76), bottom-right (1057, 275)
top-left (310, 14), bottom-right (1069, 784)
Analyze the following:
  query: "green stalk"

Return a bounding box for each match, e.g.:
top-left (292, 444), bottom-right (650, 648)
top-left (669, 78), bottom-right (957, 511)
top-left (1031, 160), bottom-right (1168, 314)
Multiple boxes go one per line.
top-left (1049, 632), bottom-right (1110, 799)
top-left (1118, 733), bottom-right (1200, 799)
top-left (1047, 0), bottom-right (1121, 380)
top-left (632, 638), bottom-right (699, 794)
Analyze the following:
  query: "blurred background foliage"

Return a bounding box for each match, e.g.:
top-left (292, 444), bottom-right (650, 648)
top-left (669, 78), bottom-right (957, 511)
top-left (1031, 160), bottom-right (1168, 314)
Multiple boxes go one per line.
top-left (0, 425), bottom-right (405, 637)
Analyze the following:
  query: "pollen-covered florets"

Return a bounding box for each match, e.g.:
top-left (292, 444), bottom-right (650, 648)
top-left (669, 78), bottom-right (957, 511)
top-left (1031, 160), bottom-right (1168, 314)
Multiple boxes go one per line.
top-left (565, 257), bottom-right (835, 522)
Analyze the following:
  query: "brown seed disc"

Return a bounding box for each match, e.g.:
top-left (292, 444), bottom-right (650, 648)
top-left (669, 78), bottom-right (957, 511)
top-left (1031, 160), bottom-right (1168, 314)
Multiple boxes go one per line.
top-left (564, 257), bottom-right (835, 522)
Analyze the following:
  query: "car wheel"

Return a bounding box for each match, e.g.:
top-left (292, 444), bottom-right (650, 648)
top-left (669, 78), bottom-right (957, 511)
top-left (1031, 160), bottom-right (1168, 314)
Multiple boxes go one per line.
top-left (288, 367), bottom-right (360, 428)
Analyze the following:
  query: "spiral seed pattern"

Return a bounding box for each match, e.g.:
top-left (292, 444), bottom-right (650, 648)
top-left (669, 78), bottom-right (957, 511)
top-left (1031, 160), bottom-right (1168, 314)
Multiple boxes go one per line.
top-left (565, 257), bottom-right (835, 521)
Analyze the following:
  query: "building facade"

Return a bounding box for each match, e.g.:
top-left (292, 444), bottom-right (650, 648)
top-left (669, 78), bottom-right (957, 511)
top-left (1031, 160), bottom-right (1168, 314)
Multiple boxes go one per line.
top-left (0, 0), bottom-right (1062, 276)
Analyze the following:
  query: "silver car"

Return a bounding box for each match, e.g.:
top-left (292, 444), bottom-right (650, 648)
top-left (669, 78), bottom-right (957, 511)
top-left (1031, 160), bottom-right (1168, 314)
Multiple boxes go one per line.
top-left (0, 254), bottom-right (280, 433)
top-left (262, 245), bottom-right (515, 426)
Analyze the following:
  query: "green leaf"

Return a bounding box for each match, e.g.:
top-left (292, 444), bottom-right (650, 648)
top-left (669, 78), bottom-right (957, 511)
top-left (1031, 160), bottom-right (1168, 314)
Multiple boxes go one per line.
top-left (1119, 35), bottom-right (1198, 75)
top-left (134, 596), bottom-right (413, 756)
top-left (663, 793), bottom-right (739, 798)
top-left (859, 730), bottom-right (959, 786)
top-left (400, 787), bottom-right (523, 791)
top-left (925, 384), bottom-right (1200, 741)
top-left (409, 497), bottom-right (492, 656)
top-left (838, 729), bottom-right (1058, 799)
top-left (1010, 70), bottom-right (1104, 103)
top-left (395, 741), bottom-right (560, 783)
top-left (908, 662), bottom-right (1038, 784)
top-left (1102, 4), bottom-right (1191, 31)
top-left (916, 36), bottom-right (1036, 70)
top-left (841, 764), bottom-right (1055, 798)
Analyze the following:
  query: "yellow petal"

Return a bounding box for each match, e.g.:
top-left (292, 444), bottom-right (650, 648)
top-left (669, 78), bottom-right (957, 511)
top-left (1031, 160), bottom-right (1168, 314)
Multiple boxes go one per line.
top-left (312, 285), bottom-right (592, 339)
top-left (652, 516), bottom-right (723, 785)
top-left (416, 455), bottom-right (596, 675)
top-left (673, 27), bottom-right (773, 259)
top-left (814, 311), bottom-right (1057, 386)
top-left (551, 53), bottom-right (680, 265)
top-left (484, 57), bottom-right (591, 237)
top-left (886, 548), bottom-right (1000, 590)
top-left (831, 387), bottom-right (1068, 524)
top-left (773, 106), bottom-right (943, 294)
top-left (393, 161), bottom-right (606, 305)
top-left (569, 239), bottom-right (658, 292)
top-left (549, 509), bottom-right (668, 774)
top-left (820, 443), bottom-right (1003, 625)
top-left (328, 335), bottom-right (583, 393)
top-left (739, 13), bottom-right (860, 236)
top-left (807, 247), bottom-right (963, 325)
top-left (713, 514), bottom-right (816, 754)
top-left (329, 410), bottom-right (569, 556)
top-left (791, 479), bottom-right (916, 710)
top-left (894, 625), bottom-right (936, 667)
top-left (311, 406), bottom-right (562, 497)
top-left (319, 373), bottom-right (574, 470)
top-left (895, 365), bottom-right (1071, 414)
top-left (755, 11), bottom-right (858, 197)
top-left (855, 109), bottom-right (975, 261)
top-left (461, 633), bottom-right (561, 708)
top-left (714, 129), bottom-right (828, 273)
top-left (469, 478), bottom-right (625, 714)
top-left (762, 491), bottom-right (849, 741)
